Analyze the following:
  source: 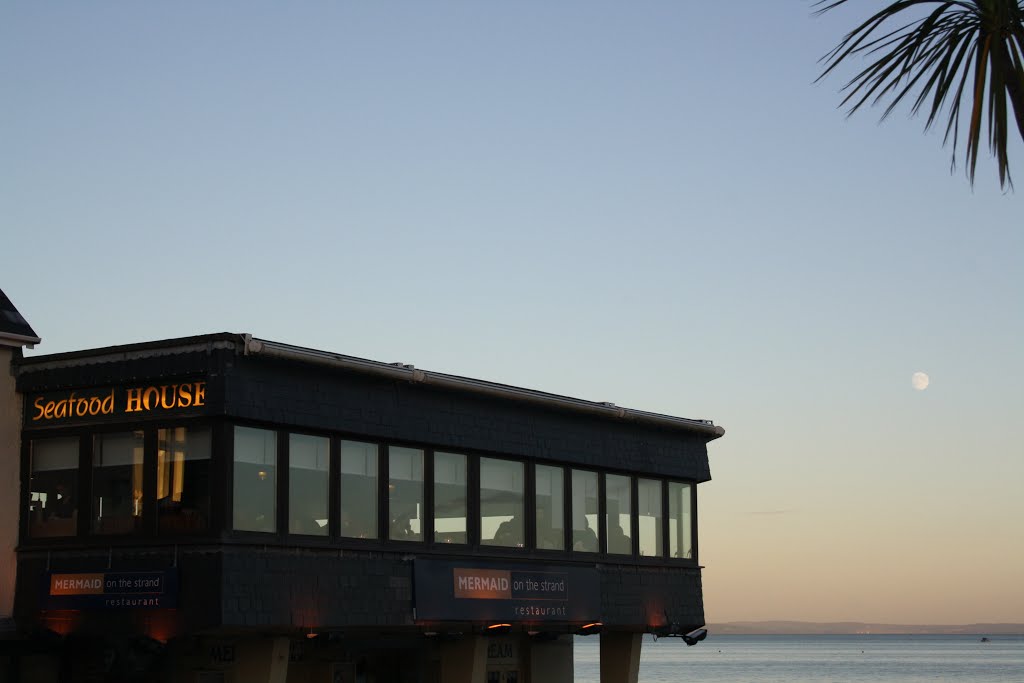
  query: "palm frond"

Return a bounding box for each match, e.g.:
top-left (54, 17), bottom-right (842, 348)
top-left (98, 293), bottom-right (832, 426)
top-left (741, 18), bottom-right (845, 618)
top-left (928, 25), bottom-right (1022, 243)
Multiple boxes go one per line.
top-left (816, 0), bottom-right (1024, 189)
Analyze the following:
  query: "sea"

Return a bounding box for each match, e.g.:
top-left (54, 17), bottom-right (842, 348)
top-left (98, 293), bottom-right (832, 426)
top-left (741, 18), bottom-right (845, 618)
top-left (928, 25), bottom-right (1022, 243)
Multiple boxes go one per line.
top-left (572, 634), bottom-right (1024, 682)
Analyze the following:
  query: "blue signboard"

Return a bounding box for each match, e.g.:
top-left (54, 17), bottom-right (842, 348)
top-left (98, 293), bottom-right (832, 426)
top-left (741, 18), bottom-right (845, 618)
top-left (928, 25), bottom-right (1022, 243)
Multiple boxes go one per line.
top-left (414, 559), bottom-right (599, 623)
top-left (43, 570), bottom-right (178, 609)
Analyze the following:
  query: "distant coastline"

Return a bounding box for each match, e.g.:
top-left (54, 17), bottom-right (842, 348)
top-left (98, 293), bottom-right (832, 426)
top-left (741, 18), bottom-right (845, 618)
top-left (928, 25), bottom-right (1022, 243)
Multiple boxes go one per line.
top-left (707, 621), bottom-right (1024, 635)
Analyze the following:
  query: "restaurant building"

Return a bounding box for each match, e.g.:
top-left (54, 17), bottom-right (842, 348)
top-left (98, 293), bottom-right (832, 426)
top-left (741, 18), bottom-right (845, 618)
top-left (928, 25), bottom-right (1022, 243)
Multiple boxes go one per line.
top-left (5, 326), bottom-right (722, 683)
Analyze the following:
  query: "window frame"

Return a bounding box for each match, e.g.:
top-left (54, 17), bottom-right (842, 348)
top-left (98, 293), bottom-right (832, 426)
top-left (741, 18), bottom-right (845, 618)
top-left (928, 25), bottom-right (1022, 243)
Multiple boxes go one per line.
top-left (478, 455), bottom-right (527, 549)
top-left (432, 450), bottom-right (469, 546)
top-left (20, 418), bottom-right (225, 546)
top-left (286, 431), bottom-right (331, 538)
top-left (20, 418), bottom-right (701, 566)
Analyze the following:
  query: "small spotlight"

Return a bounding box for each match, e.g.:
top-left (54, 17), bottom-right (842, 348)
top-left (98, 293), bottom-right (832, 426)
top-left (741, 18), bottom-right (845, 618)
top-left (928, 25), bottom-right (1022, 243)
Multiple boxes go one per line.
top-left (305, 627), bottom-right (317, 640)
top-left (528, 631), bottom-right (559, 641)
top-left (484, 623), bottom-right (511, 635)
top-left (682, 628), bottom-right (708, 646)
top-left (576, 622), bottom-right (603, 636)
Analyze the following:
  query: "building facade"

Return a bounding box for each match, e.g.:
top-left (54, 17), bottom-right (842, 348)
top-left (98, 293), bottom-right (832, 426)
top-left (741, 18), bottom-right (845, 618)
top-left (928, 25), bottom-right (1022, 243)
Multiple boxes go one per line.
top-left (7, 332), bottom-right (722, 683)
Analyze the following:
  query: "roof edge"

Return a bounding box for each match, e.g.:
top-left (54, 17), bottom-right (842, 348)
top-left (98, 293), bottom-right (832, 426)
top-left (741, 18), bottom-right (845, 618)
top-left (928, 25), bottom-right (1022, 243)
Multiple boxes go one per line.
top-left (15, 333), bottom-right (245, 368)
top-left (14, 332), bottom-right (725, 442)
top-left (246, 336), bottom-right (725, 441)
top-left (0, 331), bottom-right (41, 348)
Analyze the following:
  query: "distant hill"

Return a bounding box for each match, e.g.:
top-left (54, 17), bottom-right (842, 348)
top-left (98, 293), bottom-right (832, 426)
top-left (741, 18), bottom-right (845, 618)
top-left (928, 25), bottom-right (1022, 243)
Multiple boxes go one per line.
top-left (707, 621), bottom-right (1024, 635)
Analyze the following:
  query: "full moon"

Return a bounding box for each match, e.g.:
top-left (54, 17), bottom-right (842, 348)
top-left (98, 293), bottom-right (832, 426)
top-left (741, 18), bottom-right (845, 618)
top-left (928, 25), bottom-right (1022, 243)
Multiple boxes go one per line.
top-left (911, 372), bottom-right (930, 391)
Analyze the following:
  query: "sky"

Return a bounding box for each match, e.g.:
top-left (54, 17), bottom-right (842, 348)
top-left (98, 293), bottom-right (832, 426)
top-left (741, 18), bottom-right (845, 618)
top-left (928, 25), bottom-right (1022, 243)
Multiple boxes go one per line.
top-left (3, 2), bottom-right (1022, 625)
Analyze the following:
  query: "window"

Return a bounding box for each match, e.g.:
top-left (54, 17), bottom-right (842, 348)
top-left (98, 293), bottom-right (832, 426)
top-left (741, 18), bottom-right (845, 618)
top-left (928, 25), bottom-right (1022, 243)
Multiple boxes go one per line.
top-left (233, 426), bottom-right (277, 533)
top-left (480, 458), bottom-right (524, 547)
top-left (93, 432), bottom-right (145, 534)
top-left (535, 465), bottom-right (564, 550)
top-left (434, 451), bottom-right (467, 544)
top-left (28, 437), bottom-right (79, 538)
top-left (570, 469), bottom-right (599, 553)
top-left (605, 474), bottom-right (632, 555)
top-left (157, 427), bottom-right (211, 534)
top-left (637, 478), bottom-right (663, 557)
top-left (340, 440), bottom-right (378, 538)
top-left (289, 434), bottom-right (329, 536)
top-left (388, 446), bottom-right (423, 541)
top-left (669, 481), bottom-right (694, 559)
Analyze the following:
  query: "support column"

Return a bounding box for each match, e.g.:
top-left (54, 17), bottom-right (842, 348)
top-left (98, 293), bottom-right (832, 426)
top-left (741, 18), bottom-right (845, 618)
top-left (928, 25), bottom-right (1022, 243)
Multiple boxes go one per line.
top-left (439, 635), bottom-right (487, 683)
top-left (0, 347), bottom-right (20, 623)
top-left (599, 632), bottom-right (641, 683)
top-left (17, 655), bottom-right (59, 683)
top-left (526, 634), bottom-right (574, 683)
top-left (235, 637), bottom-right (290, 683)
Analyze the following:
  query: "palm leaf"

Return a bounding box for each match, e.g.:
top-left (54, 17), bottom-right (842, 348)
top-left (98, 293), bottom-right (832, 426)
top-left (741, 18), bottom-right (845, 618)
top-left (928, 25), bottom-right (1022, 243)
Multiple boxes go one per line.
top-left (816, 0), bottom-right (1024, 189)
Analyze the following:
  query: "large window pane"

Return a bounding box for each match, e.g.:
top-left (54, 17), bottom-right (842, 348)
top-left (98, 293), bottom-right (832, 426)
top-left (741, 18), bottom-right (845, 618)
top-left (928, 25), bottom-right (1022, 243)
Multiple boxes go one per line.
top-left (233, 426), bottom-right (277, 533)
top-left (669, 482), bottom-right (694, 559)
top-left (605, 474), bottom-right (632, 555)
top-left (158, 427), bottom-right (211, 534)
top-left (93, 432), bottom-right (145, 534)
top-left (571, 470), bottom-right (599, 553)
top-left (535, 465), bottom-right (564, 550)
top-left (28, 437), bottom-right (79, 538)
top-left (480, 458), bottom-right (524, 547)
top-left (638, 478), bottom-right (663, 557)
top-left (389, 446), bottom-right (423, 541)
top-left (340, 440), bottom-right (378, 538)
top-left (434, 451), bottom-right (467, 544)
top-left (289, 434), bottom-right (329, 536)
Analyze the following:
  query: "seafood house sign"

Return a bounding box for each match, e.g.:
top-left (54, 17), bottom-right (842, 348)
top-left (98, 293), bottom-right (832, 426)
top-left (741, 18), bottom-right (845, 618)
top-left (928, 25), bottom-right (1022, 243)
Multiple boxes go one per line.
top-left (28, 381), bottom-right (207, 425)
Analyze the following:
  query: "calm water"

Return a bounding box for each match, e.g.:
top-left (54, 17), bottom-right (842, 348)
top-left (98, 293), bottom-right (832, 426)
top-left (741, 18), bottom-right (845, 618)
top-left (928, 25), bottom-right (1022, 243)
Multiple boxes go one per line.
top-left (573, 634), bottom-right (1024, 682)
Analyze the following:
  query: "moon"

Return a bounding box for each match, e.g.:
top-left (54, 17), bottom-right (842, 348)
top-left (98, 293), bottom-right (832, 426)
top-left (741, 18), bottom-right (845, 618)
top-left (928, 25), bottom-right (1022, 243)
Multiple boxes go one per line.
top-left (911, 372), bottom-right (930, 391)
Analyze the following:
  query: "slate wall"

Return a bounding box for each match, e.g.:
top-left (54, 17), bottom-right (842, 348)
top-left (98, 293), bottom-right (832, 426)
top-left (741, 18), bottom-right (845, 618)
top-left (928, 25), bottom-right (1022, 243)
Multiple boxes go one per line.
top-left (223, 355), bottom-right (711, 481)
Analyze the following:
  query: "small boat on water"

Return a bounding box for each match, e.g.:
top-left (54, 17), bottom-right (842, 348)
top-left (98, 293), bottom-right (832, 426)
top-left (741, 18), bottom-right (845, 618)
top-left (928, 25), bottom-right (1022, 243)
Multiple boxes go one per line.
top-left (980, 637), bottom-right (990, 642)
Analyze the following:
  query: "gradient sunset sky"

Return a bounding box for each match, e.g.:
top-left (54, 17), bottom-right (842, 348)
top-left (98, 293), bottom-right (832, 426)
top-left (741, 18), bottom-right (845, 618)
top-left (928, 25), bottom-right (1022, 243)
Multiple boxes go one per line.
top-left (3, 2), bottom-right (1021, 625)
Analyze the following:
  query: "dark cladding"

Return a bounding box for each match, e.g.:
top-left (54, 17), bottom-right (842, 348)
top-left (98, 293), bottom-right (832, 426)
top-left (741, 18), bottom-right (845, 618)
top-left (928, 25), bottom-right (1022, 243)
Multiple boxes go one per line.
top-left (13, 333), bottom-right (717, 649)
top-left (42, 570), bottom-right (179, 610)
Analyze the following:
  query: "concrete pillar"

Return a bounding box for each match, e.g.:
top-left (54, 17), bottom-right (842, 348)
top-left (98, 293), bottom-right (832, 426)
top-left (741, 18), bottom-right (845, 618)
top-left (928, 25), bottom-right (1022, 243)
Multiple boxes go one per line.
top-left (526, 634), bottom-right (573, 683)
top-left (235, 637), bottom-right (290, 683)
top-left (17, 655), bottom-right (59, 683)
top-left (439, 635), bottom-right (487, 683)
top-left (599, 632), bottom-right (641, 683)
top-left (0, 347), bottom-right (20, 622)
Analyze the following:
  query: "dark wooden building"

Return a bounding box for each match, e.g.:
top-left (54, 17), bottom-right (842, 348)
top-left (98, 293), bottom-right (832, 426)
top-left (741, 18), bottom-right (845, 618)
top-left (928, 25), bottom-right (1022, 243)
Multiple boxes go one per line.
top-left (10, 333), bottom-right (722, 683)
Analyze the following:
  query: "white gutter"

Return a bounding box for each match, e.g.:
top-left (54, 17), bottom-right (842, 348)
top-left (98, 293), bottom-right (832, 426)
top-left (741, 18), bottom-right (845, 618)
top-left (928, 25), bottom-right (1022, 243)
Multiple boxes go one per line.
top-left (244, 336), bottom-right (724, 440)
top-left (0, 331), bottom-right (41, 349)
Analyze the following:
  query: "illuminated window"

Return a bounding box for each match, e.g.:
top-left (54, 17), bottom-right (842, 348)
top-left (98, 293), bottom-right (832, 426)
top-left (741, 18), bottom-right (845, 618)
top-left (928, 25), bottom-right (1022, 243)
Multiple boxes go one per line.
top-left (28, 437), bottom-right (79, 538)
top-left (233, 426), bottom-right (277, 533)
top-left (605, 474), bottom-right (632, 555)
top-left (157, 427), bottom-right (211, 534)
top-left (289, 434), bottom-right (329, 536)
top-left (669, 482), bottom-right (694, 559)
top-left (340, 440), bottom-right (378, 539)
top-left (535, 465), bottom-right (564, 550)
top-left (571, 470), bottom-right (599, 553)
top-left (637, 478), bottom-right (663, 557)
top-left (389, 446), bottom-right (423, 541)
top-left (434, 451), bottom-right (467, 544)
top-left (93, 431), bottom-right (145, 534)
top-left (480, 458), bottom-right (524, 547)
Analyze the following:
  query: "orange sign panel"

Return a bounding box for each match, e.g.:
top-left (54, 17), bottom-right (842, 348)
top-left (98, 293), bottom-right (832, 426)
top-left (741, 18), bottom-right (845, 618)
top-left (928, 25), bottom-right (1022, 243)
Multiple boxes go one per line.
top-left (453, 568), bottom-right (512, 600)
top-left (50, 573), bottom-right (105, 596)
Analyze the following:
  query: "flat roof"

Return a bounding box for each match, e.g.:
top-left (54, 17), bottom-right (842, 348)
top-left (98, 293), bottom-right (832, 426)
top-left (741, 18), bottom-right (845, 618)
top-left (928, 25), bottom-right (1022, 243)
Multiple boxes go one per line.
top-left (18, 332), bottom-right (724, 440)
